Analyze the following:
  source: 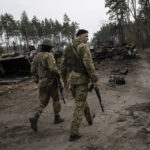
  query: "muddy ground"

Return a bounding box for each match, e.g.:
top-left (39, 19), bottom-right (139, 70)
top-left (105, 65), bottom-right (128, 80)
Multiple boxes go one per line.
top-left (0, 50), bottom-right (150, 150)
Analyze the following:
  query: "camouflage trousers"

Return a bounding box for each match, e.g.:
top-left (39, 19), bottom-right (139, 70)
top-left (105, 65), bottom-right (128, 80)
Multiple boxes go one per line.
top-left (35, 78), bottom-right (61, 117)
top-left (70, 83), bottom-right (92, 135)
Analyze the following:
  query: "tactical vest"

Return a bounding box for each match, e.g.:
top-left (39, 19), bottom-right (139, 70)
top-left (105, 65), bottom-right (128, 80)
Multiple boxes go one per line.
top-left (65, 43), bottom-right (88, 75)
top-left (35, 52), bottom-right (52, 79)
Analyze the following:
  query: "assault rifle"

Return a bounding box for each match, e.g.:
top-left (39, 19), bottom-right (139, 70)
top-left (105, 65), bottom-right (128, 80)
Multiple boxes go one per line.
top-left (89, 84), bottom-right (104, 112)
top-left (55, 78), bottom-right (65, 104)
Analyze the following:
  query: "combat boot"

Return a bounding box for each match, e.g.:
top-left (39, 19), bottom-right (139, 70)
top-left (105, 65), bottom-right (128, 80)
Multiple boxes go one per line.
top-left (54, 115), bottom-right (64, 124)
top-left (29, 113), bottom-right (39, 132)
top-left (69, 134), bottom-right (82, 142)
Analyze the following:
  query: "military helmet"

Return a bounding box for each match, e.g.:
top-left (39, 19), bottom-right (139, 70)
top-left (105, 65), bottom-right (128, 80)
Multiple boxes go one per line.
top-left (41, 39), bottom-right (55, 47)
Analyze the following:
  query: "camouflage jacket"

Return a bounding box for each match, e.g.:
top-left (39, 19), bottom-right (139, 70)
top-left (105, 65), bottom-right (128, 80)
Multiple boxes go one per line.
top-left (61, 39), bottom-right (98, 84)
top-left (31, 52), bottom-right (59, 79)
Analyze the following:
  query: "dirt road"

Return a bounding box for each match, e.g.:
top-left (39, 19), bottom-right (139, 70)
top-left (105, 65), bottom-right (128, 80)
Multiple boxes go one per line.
top-left (0, 51), bottom-right (150, 150)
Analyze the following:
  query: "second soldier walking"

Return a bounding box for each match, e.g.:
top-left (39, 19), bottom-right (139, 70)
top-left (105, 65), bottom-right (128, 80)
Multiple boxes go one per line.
top-left (29, 39), bottom-right (64, 132)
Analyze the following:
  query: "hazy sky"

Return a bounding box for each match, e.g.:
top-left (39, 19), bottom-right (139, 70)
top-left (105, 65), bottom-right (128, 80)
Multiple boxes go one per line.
top-left (0, 0), bottom-right (109, 39)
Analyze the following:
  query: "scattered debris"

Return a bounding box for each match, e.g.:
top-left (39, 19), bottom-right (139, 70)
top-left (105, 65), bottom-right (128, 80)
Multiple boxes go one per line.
top-left (120, 69), bottom-right (129, 75)
top-left (117, 117), bottom-right (127, 122)
top-left (34, 85), bottom-right (38, 89)
top-left (111, 68), bottom-right (129, 75)
top-left (109, 75), bottom-right (126, 85)
top-left (22, 87), bottom-right (26, 91)
top-left (145, 128), bottom-right (150, 133)
top-left (127, 103), bottom-right (150, 113)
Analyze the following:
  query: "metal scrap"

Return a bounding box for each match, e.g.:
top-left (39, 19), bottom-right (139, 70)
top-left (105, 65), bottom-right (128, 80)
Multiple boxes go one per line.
top-left (91, 41), bottom-right (137, 63)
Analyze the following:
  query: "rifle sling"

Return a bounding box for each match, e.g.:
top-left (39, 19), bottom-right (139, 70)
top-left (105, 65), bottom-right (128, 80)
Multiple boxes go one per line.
top-left (71, 43), bottom-right (83, 64)
top-left (71, 43), bottom-right (90, 77)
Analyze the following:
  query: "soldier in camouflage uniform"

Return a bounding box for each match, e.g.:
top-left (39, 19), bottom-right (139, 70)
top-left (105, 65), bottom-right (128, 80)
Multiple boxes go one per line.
top-left (29, 39), bottom-right (64, 132)
top-left (61, 29), bottom-right (98, 141)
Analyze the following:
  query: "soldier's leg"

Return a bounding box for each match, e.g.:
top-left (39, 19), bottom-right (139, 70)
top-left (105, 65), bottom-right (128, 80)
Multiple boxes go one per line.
top-left (29, 80), bottom-right (50, 132)
top-left (84, 101), bottom-right (93, 125)
top-left (70, 100), bottom-right (85, 135)
top-left (50, 86), bottom-right (64, 124)
top-left (35, 84), bottom-right (50, 116)
top-left (70, 84), bottom-right (88, 141)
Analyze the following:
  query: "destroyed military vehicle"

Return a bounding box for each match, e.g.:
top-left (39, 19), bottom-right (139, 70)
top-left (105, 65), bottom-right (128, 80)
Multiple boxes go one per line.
top-left (0, 52), bottom-right (31, 77)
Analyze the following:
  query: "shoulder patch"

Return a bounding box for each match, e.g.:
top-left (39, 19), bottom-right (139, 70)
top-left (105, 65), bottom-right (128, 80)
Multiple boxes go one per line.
top-left (53, 59), bottom-right (56, 64)
top-left (48, 52), bottom-right (56, 64)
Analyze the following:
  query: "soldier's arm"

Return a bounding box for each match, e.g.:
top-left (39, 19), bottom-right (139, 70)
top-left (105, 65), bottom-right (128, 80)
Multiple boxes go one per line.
top-left (79, 44), bottom-right (98, 82)
top-left (31, 56), bottom-right (37, 75)
top-left (47, 53), bottom-right (60, 77)
top-left (60, 49), bottom-right (68, 83)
